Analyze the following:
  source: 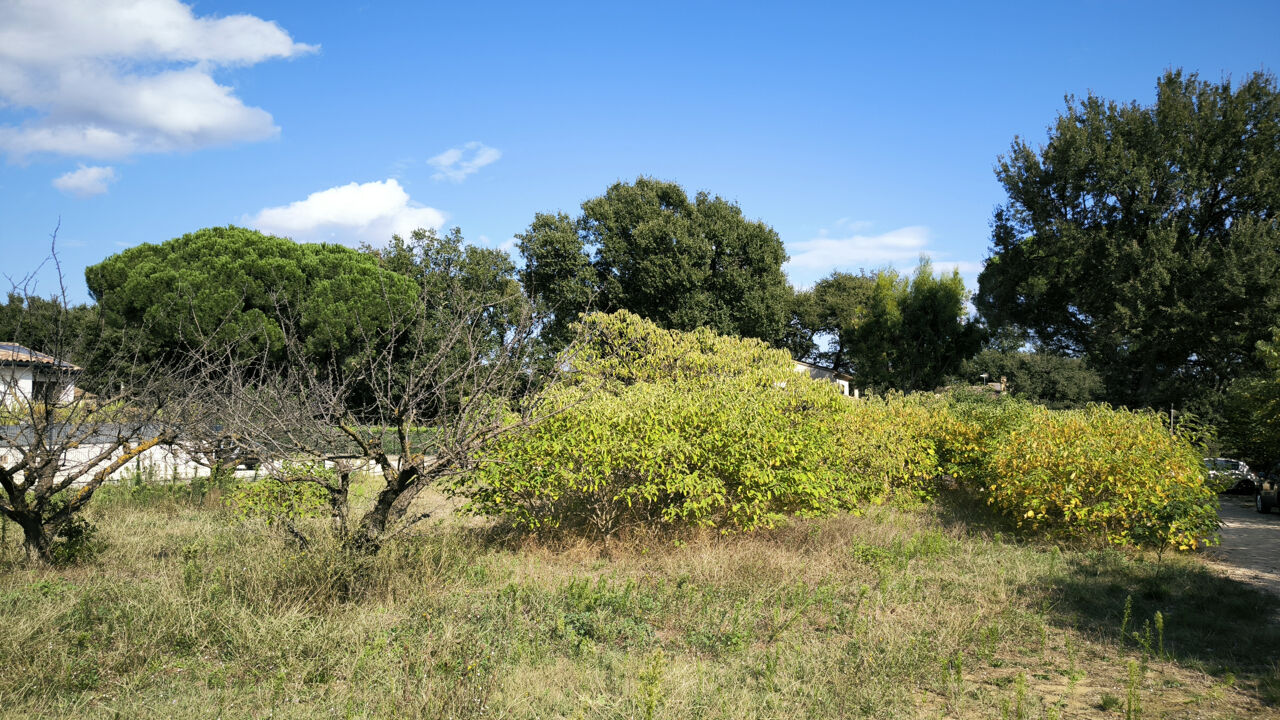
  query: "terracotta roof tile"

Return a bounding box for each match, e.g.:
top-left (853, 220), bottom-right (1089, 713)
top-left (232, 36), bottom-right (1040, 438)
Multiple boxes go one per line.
top-left (0, 342), bottom-right (82, 371)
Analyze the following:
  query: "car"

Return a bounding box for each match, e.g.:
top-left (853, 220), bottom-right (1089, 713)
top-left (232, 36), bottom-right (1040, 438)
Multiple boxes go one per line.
top-left (1257, 462), bottom-right (1280, 514)
top-left (1204, 457), bottom-right (1259, 494)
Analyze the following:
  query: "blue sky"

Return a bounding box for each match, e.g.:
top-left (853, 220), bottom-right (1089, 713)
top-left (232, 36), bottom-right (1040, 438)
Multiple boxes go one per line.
top-left (2, 0), bottom-right (1278, 304)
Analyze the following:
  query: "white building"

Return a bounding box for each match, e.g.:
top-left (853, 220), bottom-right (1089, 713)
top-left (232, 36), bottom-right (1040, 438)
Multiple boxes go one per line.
top-left (0, 342), bottom-right (80, 406)
top-left (793, 359), bottom-right (854, 396)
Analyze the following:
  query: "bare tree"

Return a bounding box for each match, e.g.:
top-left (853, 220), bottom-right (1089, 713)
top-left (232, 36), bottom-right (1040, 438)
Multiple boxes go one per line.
top-left (0, 232), bottom-right (207, 563)
top-left (196, 269), bottom-right (579, 553)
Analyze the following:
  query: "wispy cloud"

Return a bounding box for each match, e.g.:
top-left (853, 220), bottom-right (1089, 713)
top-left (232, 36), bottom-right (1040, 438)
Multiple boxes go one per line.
top-left (246, 179), bottom-right (445, 246)
top-left (52, 164), bottom-right (117, 197)
top-left (428, 141), bottom-right (501, 182)
top-left (784, 222), bottom-right (984, 288)
top-left (0, 0), bottom-right (315, 160)
top-left (786, 225), bottom-right (932, 275)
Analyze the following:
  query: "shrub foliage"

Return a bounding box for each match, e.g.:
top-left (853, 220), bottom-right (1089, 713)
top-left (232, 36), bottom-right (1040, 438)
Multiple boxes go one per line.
top-left (928, 391), bottom-right (1217, 550)
top-left (464, 312), bottom-right (1216, 549)
top-left (463, 311), bottom-right (937, 535)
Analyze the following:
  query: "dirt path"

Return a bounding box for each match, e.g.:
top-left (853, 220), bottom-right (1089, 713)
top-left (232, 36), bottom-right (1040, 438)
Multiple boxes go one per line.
top-left (1205, 496), bottom-right (1280, 598)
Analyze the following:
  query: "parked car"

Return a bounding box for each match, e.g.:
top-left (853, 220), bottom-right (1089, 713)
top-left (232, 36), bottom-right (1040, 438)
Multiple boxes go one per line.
top-left (1204, 457), bottom-right (1259, 494)
top-left (1258, 462), bottom-right (1280, 514)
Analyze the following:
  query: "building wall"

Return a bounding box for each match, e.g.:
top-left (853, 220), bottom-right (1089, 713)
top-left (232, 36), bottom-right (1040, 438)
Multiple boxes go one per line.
top-left (1, 366), bottom-right (76, 406)
top-left (0, 441), bottom-right (257, 488)
top-left (0, 366), bottom-right (34, 404)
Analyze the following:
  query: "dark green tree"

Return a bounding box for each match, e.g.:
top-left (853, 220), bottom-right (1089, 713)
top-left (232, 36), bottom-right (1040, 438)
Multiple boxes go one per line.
top-left (0, 293), bottom-right (96, 366)
top-left (362, 226), bottom-right (527, 350)
top-left (976, 70), bottom-right (1280, 411)
top-left (517, 177), bottom-right (790, 347)
top-left (957, 349), bottom-right (1104, 409)
top-left (85, 226), bottom-right (420, 369)
top-left (786, 271), bottom-right (875, 370)
top-left (515, 212), bottom-right (596, 350)
top-left (1221, 328), bottom-right (1280, 466)
top-left (786, 261), bottom-right (979, 392)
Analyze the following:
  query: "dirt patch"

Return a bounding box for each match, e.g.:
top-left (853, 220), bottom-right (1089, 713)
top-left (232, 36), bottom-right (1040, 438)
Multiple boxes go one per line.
top-left (1205, 496), bottom-right (1280, 599)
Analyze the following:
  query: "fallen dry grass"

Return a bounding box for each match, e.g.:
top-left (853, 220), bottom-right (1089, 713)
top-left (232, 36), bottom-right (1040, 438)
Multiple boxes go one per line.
top-left (0, 482), bottom-right (1276, 719)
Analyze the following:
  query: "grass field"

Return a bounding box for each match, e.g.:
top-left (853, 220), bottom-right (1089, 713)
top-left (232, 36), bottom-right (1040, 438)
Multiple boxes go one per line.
top-left (0, 481), bottom-right (1277, 719)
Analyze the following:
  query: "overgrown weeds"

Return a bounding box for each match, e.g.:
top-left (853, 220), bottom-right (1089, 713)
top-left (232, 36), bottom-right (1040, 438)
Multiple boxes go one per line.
top-left (0, 488), bottom-right (1274, 718)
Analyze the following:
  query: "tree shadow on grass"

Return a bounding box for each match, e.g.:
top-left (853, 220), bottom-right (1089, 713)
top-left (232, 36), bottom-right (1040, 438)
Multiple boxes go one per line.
top-left (931, 487), bottom-right (1280, 702)
top-left (1043, 548), bottom-right (1280, 679)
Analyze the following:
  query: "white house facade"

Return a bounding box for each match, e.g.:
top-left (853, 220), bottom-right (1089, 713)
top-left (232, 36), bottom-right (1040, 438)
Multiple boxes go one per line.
top-left (0, 343), bottom-right (79, 406)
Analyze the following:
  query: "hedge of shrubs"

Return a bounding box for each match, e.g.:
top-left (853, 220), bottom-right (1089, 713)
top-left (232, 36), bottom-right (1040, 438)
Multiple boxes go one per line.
top-left (463, 311), bottom-right (938, 534)
top-left (461, 311), bottom-right (1218, 550)
top-left (927, 392), bottom-right (1217, 549)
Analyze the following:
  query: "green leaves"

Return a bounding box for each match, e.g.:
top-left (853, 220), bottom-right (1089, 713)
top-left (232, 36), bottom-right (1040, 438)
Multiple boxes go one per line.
top-left (930, 393), bottom-right (1217, 550)
top-left (1221, 327), bottom-right (1280, 464)
top-left (517, 177), bottom-right (791, 350)
top-left (459, 312), bottom-right (939, 535)
top-left (790, 260), bottom-right (980, 393)
top-left (85, 226), bottom-right (420, 368)
top-left (977, 70), bottom-right (1280, 412)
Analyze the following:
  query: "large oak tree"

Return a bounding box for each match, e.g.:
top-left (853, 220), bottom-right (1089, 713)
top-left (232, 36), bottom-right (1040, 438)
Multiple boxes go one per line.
top-left (976, 70), bottom-right (1280, 412)
top-left (518, 177), bottom-right (791, 348)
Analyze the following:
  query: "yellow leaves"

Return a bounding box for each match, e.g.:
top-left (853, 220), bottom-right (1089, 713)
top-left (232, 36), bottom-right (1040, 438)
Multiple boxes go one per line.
top-left (945, 398), bottom-right (1217, 551)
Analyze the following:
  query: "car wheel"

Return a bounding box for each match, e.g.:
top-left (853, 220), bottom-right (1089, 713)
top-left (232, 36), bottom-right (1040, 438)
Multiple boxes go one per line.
top-left (1258, 493), bottom-right (1273, 514)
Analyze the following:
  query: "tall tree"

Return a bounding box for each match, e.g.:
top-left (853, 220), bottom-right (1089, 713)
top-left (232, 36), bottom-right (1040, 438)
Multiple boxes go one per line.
top-left (0, 293), bottom-right (96, 366)
top-left (1221, 328), bottom-right (1280, 466)
top-left (976, 70), bottom-right (1280, 411)
top-left (362, 226), bottom-right (527, 353)
top-left (786, 271), bottom-right (875, 370)
top-left (517, 177), bottom-right (790, 347)
top-left (788, 261), bottom-right (979, 392)
top-left (851, 262), bottom-right (979, 392)
top-left (515, 212), bottom-right (596, 351)
top-left (85, 226), bottom-right (420, 369)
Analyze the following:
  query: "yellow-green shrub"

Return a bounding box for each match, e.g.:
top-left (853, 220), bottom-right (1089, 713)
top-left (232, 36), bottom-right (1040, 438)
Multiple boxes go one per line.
top-left (979, 405), bottom-right (1216, 549)
top-left (461, 311), bottom-right (938, 534)
top-left (919, 392), bottom-right (1218, 550)
top-left (465, 311), bottom-right (1217, 549)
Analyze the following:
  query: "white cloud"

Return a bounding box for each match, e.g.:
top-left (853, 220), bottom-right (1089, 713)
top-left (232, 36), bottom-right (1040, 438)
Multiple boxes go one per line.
top-left (784, 224), bottom-right (984, 288)
top-left (428, 141), bottom-right (501, 182)
top-left (52, 164), bottom-right (117, 197)
top-left (246, 179), bottom-right (446, 246)
top-left (786, 225), bottom-right (932, 275)
top-left (0, 0), bottom-right (315, 160)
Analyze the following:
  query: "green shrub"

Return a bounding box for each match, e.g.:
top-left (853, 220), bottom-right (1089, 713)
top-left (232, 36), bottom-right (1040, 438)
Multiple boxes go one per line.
top-left (924, 393), bottom-right (1218, 550)
top-left (981, 405), bottom-right (1216, 549)
top-left (226, 465), bottom-right (330, 527)
top-left (465, 312), bottom-right (1217, 549)
top-left (462, 311), bottom-right (937, 534)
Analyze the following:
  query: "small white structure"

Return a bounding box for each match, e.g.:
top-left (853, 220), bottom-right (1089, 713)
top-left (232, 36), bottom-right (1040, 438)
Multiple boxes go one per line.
top-left (0, 342), bottom-right (80, 406)
top-left (793, 360), bottom-right (854, 396)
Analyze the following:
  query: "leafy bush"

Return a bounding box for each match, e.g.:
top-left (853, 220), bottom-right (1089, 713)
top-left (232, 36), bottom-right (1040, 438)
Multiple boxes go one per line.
top-left (981, 405), bottom-right (1217, 549)
top-left (226, 463), bottom-right (331, 526)
top-left (924, 393), bottom-right (1218, 550)
top-left (48, 508), bottom-right (102, 566)
top-left (462, 311), bottom-right (937, 534)
top-left (465, 312), bottom-right (1216, 549)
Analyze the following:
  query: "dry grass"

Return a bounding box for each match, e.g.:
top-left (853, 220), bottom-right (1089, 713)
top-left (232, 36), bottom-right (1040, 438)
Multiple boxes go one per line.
top-left (0, 481), bottom-right (1276, 719)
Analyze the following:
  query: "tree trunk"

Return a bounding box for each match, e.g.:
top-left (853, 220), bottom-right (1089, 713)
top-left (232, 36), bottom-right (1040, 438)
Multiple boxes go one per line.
top-left (347, 480), bottom-right (403, 554)
top-left (14, 512), bottom-right (53, 564)
top-left (347, 466), bottom-right (422, 554)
